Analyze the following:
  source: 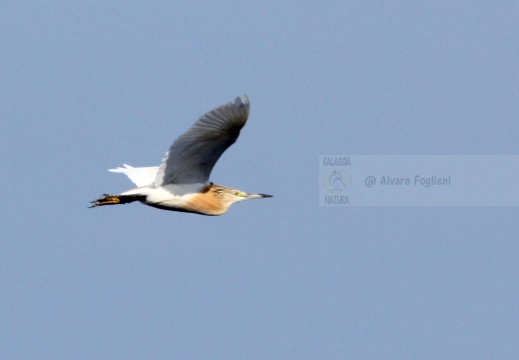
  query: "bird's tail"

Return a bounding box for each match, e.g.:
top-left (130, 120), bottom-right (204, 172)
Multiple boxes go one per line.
top-left (89, 193), bottom-right (146, 208)
top-left (108, 164), bottom-right (159, 187)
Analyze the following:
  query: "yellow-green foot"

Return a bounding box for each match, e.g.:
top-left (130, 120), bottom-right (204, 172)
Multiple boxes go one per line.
top-left (89, 194), bottom-right (121, 208)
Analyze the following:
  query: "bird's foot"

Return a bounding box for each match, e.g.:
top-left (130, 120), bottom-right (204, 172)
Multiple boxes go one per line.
top-left (89, 194), bottom-right (121, 208)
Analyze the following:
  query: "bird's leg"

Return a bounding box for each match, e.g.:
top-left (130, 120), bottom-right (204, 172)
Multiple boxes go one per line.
top-left (89, 193), bottom-right (147, 208)
top-left (89, 194), bottom-right (121, 208)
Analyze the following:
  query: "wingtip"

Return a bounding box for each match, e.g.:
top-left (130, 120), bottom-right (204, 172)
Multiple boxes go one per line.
top-left (235, 94), bottom-right (249, 108)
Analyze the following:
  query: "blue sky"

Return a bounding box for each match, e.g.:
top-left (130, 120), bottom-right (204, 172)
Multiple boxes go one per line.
top-left (2, 2), bottom-right (519, 359)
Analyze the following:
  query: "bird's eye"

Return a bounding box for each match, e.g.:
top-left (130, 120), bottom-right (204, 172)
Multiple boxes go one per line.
top-left (234, 191), bottom-right (240, 196)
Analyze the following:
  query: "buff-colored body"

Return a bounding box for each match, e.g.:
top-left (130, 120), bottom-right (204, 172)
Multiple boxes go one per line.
top-left (112, 182), bottom-right (266, 216)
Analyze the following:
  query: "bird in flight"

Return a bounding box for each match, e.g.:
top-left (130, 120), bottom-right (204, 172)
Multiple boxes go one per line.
top-left (90, 95), bottom-right (272, 215)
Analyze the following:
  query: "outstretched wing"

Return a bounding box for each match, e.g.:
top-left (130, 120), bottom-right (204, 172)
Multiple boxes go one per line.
top-left (154, 95), bottom-right (250, 186)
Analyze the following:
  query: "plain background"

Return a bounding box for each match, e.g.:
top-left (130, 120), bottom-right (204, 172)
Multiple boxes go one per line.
top-left (2, 2), bottom-right (518, 359)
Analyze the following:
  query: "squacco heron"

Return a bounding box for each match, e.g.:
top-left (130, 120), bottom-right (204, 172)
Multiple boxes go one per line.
top-left (90, 95), bottom-right (272, 215)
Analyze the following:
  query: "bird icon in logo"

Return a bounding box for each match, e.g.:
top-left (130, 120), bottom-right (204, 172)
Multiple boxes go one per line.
top-left (324, 170), bottom-right (350, 193)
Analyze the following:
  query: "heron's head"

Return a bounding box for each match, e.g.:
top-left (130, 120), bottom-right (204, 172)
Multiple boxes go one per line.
top-left (212, 184), bottom-right (272, 212)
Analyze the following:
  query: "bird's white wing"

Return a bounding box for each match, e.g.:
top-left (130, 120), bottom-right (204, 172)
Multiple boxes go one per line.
top-left (109, 164), bottom-right (159, 187)
top-left (154, 95), bottom-right (250, 186)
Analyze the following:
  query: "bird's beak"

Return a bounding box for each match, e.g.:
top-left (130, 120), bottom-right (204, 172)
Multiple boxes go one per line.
top-left (246, 193), bottom-right (273, 199)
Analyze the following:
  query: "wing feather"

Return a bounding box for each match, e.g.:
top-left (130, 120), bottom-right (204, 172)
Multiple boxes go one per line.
top-left (154, 95), bottom-right (250, 186)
